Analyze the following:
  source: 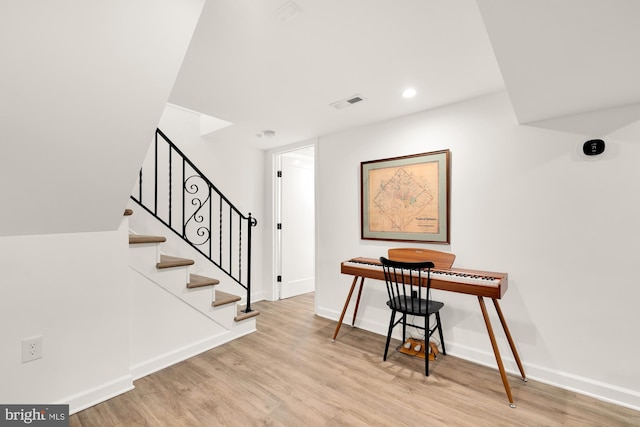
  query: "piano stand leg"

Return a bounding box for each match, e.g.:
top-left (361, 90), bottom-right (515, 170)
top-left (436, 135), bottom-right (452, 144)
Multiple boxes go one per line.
top-left (351, 277), bottom-right (366, 326)
top-left (478, 296), bottom-right (516, 408)
top-left (492, 299), bottom-right (527, 382)
top-left (332, 276), bottom-right (362, 341)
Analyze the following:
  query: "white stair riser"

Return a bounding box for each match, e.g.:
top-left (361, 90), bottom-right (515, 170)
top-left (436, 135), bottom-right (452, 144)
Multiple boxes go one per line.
top-left (129, 244), bottom-right (160, 273)
top-left (204, 303), bottom-right (237, 329)
top-left (231, 318), bottom-right (258, 336)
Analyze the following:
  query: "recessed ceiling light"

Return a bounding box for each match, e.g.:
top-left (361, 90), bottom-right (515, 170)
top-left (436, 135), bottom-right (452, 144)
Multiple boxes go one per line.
top-left (402, 88), bottom-right (417, 98)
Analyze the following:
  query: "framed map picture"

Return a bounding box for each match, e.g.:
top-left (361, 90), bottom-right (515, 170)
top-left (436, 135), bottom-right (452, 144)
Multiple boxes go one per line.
top-left (361, 150), bottom-right (450, 243)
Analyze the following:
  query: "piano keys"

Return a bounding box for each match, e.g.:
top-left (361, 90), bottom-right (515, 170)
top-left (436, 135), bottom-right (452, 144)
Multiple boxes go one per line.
top-left (341, 257), bottom-right (508, 299)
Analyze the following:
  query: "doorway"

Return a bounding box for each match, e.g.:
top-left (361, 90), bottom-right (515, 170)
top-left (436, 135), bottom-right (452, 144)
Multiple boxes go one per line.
top-left (275, 146), bottom-right (315, 299)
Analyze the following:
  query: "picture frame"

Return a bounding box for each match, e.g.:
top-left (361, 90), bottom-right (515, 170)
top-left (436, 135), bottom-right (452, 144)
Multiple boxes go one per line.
top-left (361, 149), bottom-right (450, 243)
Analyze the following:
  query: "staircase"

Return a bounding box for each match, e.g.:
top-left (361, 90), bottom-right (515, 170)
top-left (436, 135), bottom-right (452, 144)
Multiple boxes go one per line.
top-left (131, 128), bottom-right (257, 314)
top-left (126, 209), bottom-right (258, 379)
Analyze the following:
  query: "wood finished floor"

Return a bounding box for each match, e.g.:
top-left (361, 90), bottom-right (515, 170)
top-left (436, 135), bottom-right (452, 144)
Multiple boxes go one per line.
top-left (70, 293), bottom-right (639, 426)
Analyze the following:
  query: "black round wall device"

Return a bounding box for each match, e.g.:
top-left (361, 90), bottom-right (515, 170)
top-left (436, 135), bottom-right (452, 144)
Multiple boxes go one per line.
top-left (583, 139), bottom-right (605, 156)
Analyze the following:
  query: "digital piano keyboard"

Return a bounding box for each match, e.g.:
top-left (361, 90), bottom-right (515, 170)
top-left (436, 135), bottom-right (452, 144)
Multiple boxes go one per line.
top-left (341, 257), bottom-right (508, 299)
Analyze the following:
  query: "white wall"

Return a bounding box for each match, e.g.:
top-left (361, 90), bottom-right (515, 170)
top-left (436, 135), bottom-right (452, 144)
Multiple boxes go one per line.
top-left (0, 220), bottom-right (132, 413)
top-left (0, 0), bottom-right (204, 236)
top-left (315, 92), bottom-right (640, 409)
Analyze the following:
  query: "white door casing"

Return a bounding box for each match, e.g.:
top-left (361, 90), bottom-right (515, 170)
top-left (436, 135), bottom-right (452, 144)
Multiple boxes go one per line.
top-left (277, 147), bottom-right (315, 299)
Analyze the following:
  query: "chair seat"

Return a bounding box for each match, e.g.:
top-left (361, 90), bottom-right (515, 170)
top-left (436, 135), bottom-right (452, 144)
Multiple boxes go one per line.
top-left (387, 297), bottom-right (444, 316)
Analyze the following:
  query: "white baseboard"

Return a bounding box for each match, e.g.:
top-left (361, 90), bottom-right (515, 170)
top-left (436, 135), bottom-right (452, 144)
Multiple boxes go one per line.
top-left (64, 299), bottom-right (258, 415)
top-left (62, 374), bottom-right (134, 415)
top-left (129, 329), bottom-right (254, 381)
top-left (316, 306), bottom-right (640, 412)
top-left (447, 341), bottom-right (640, 412)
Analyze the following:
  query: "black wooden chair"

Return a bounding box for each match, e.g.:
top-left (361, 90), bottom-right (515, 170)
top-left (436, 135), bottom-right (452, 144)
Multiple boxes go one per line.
top-left (380, 256), bottom-right (446, 376)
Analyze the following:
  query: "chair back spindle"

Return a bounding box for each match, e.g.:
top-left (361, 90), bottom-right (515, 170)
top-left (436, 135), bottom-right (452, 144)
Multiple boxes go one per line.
top-left (380, 256), bottom-right (445, 376)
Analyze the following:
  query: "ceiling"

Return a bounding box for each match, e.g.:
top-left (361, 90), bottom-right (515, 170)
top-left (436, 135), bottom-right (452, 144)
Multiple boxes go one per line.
top-left (169, 0), bottom-right (640, 150)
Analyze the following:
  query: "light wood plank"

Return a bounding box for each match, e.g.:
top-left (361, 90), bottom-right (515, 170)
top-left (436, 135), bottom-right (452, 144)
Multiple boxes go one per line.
top-left (156, 254), bottom-right (194, 269)
top-left (187, 273), bottom-right (220, 289)
top-left (212, 290), bottom-right (240, 307)
top-left (129, 234), bottom-right (166, 244)
top-left (70, 293), bottom-right (640, 426)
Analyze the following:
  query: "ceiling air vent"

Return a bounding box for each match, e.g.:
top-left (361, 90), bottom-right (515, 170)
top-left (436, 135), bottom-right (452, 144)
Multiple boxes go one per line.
top-left (330, 94), bottom-right (365, 109)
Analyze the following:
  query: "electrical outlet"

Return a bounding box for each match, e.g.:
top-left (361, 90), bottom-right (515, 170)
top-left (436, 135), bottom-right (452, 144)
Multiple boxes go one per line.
top-left (21, 336), bottom-right (43, 363)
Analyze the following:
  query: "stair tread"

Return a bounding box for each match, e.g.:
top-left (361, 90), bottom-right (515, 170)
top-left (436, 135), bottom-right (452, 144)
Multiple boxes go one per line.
top-left (129, 234), bottom-right (166, 244)
top-left (212, 290), bottom-right (241, 307)
top-left (157, 254), bottom-right (195, 269)
top-left (187, 273), bottom-right (220, 289)
top-left (235, 308), bottom-right (260, 322)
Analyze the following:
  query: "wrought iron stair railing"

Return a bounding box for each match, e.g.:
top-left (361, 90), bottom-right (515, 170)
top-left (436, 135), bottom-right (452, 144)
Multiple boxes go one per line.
top-left (131, 128), bottom-right (257, 313)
